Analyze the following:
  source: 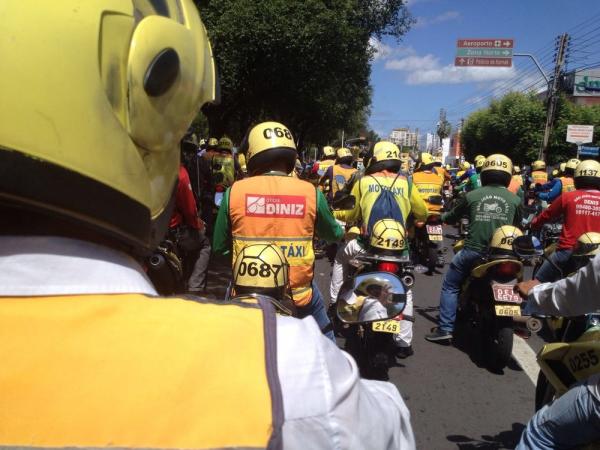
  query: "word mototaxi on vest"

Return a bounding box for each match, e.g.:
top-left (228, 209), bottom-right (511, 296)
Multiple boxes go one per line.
top-left (229, 123), bottom-right (318, 306)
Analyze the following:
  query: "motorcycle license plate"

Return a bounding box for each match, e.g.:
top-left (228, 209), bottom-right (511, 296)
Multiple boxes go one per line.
top-left (492, 283), bottom-right (522, 304)
top-left (494, 305), bottom-right (521, 317)
top-left (426, 225), bottom-right (443, 241)
top-left (372, 320), bottom-right (400, 334)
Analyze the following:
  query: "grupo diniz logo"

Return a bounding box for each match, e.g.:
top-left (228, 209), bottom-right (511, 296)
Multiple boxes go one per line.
top-left (246, 194), bottom-right (306, 218)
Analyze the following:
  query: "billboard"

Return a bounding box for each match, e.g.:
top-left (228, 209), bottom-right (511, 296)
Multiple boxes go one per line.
top-left (573, 69), bottom-right (600, 97)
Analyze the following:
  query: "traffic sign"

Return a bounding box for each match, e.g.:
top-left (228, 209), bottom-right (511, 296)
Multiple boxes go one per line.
top-left (457, 39), bottom-right (513, 49)
top-left (566, 124), bottom-right (594, 144)
top-left (580, 146), bottom-right (599, 156)
top-left (455, 39), bottom-right (514, 67)
top-left (456, 48), bottom-right (513, 58)
top-left (454, 57), bottom-right (512, 67)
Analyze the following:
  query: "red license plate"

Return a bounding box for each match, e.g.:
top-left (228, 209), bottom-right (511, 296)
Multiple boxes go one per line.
top-left (426, 225), bottom-right (442, 235)
top-left (492, 283), bottom-right (522, 304)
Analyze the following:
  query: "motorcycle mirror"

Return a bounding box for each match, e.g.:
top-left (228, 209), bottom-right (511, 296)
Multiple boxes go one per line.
top-left (512, 235), bottom-right (543, 258)
top-left (428, 195), bottom-right (443, 206)
top-left (336, 271), bottom-right (407, 324)
top-left (214, 191), bottom-right (224, 207)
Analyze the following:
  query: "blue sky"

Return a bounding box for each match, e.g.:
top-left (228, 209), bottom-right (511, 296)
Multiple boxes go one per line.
top-left (369, 0), bottom-right (600, 140)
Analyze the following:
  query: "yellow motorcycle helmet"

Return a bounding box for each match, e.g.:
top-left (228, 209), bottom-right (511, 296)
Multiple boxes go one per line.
top-left (245, 121), bottom-right (297, 175)
top-left (231, 243), bottom-right (294, 314)
top-left (217, 136), bottom-right (233, 153)
top-left (573, 232), bottom-right (600, 257)
top-left (0, 0), bottom-right (217, 252)
top-left (532, 160), bottom-right (546, 171)
top-left (475, 157), bottom-right (486, 170)
top-left (551, 169), bottom-right (560, 178)
top-left (336, 147), bottom-right (353, 161)
top-left (460, 161), bottom-right (471, 171)
top-left (575, 160), bottom-right (600, 190)
top-left (419, 152), bottom-right (435, 167)
top-left (355, 275), bottom-right (394, 298)
top-left (322, 145), bottom-right (336, 158)
top-left (559, 163), bottom-right (567, 173)
top-left (366, 141), bottom-right (401, 174)
top-left (565, 158), bottom-right (580, 173)
top-left (513, 166), bottom-right (521, 175)
top-left (369, 219), bottom-right (407, 252)
top-left (489, 226), bottom-right (523, 255)
top-left (481, 154), bottom-right (513, 187)
top-left (207, 137), bottom-right (219, 149)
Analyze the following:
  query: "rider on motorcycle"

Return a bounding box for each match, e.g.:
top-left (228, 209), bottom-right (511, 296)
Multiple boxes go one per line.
top-left (536, 158), bottom-right (579, 203)
top-left (515, 249), bottom-right (600, 449)
top-left (330, 141), bottom-right (428, 356)
top-left (314, 145), bottom-right (336, 180)
top-left (530, 159), bottom-right (549, 186)
top-left (413, 152), bottom-right (444, 214)
top-left (508, 165), bottom-right (524, 198)
top-left (531, 160), bottom-right (600, 282)
top-left (456, 158), bottom-right (483, 192)
top-left (322, 147), bottom-right (357, 202)
top-left (426, 154), bottom-right (522, 342)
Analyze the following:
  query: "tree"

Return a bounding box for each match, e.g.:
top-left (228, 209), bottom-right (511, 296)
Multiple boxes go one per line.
top-left (436, 108), bottom-right (451, 143)
top-left (195, 0), bottom-right (413, 145)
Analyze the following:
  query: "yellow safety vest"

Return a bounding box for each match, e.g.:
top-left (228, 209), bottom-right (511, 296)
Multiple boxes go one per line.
top-left (229, 175), bottom-right (317, 306)
top-left (559, 176), bottom-right (575, 193)
top-left (331, 164), bottom-right (357, 196)
top-left (0, 294), bottom-right (282, 449)
top-left (532, 170), bottom-right (548, 185)
top-left (413, 170), bottom-right (444, 213)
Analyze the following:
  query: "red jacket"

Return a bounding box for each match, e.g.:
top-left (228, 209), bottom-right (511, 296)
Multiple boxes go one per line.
top-left (531, 189), bottom-right (600, 249)
top-left (169, 165), bottom-right (203, 230)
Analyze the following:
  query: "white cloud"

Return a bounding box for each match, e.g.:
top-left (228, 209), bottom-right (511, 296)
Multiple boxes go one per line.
top-left (370, 38), bottom-right (416, 62)
top-left (385, 54), bottom-right (439, 71)
top-left (414, 10), bottom-right (460, 28)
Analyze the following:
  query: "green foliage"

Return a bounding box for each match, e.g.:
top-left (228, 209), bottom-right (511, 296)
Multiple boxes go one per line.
top-left (195, 0), bottom-right (412, 145)
top-left (462, 91), bottom-right (600, 165)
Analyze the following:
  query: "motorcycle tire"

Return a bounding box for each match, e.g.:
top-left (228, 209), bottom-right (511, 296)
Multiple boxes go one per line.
top-left (487, 318), bottom-right (513, 371)
top-left (427, 245), bottom-right (438, 273)
top-left (535, 371), bottom-right (556, 412)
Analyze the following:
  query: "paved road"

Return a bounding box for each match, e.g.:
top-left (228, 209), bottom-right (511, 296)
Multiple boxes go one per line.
top-left (313, 231), bottom-right (539, 450)
top-left (207, 229), bottom-right (542, 449)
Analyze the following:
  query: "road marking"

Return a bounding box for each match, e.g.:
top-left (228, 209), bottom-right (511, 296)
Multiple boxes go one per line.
top-left (512, 335), bottom-right (538, 385)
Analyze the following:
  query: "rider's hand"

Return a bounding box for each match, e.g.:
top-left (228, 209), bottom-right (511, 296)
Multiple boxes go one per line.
top-left (514, 280), bottom-right (541, 298)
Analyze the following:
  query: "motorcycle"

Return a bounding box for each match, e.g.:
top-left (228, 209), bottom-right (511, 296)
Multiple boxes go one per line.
top-left (413, 196), bottom-right (445, 273)
top-left (337, 271), bottom-right (409, 381)
top-left (453, 228), bottom-right (526, 371)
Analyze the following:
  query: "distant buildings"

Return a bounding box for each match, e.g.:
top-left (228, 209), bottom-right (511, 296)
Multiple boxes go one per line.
top-left (425, 133), bottom-right (441, 152)
top-left (389, 127), bottom-right (419, 148)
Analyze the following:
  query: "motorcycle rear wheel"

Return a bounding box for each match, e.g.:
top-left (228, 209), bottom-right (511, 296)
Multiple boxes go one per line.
top-left (487, 318), bottom-right (513, 371)
top-left (535, 371), bottom-right (556, 411)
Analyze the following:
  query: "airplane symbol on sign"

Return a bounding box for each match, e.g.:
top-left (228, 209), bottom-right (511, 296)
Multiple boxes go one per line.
top-left (459, 58), bottom-right (466, 64)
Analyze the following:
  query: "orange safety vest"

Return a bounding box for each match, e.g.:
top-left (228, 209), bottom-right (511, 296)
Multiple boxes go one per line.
top-left (331, 164), bottom-right (357, 196)
top-left (0, 294), bottom-right (281, 449)
top-left (559, 176), bottom-right (575, 193)
top-left (412, 170), bottom-right (444, 212)
top-left (230, 175), bottom-right (317, 306)
top-left (508, 175), bottom-right (523, 194)
top-left (532, 170), bottom-right (548, 185)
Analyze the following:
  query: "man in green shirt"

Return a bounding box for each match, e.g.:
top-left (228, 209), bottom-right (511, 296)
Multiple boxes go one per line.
top-left (426, 154), bottom-right (522, 342)
top-left (213, 121), bottom-right (343, 341)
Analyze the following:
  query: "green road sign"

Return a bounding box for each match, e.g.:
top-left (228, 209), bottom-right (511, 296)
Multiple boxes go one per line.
top-left (456, 48), bottom-right (513, 58)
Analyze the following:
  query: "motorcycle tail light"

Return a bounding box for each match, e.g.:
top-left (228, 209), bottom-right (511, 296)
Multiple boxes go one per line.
top-left (494, 261), bottom-right (520, 278)
top-left (377, 262), bottom-right (399, 273)
top-left (427, 215), bottom-right (441, 224)
top-left (215, 185), bottom-right (225, 192)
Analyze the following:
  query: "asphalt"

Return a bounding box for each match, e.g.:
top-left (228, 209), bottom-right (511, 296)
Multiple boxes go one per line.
top-left (207, 230), bottom-right (542, 449)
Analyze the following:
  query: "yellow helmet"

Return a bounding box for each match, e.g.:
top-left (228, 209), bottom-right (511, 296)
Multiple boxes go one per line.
top-left (573, 232), bottom-right (600, 257)
top-left (532, 160), bottom-right (546, 171)
top-left (460, 161), bottom-right (471, 171)
top-left (475, 157), bottom-right (485, 170)
top-left (336, 147), bottom-right (353, 160)
top-left (574, 159), bottom-right (600, 189)
top-left (551, 169), bottom-right (560, 178)
top-left (217, 136), bottom-right (233, 152)
top-left (355, 275), bottom-right (395, 298)
top-left (369, 220), bottom-right (407, 252)
top-left (367, 141), bottom-right (401, 173)
top-left (232, 244), bottom-right (289, 292)
top-left (419, 152), bottom-right (435, 166)
top-left (474, 154), bottom-right (485, 163)
top-left (0, 0), bottom-right (216, 251)
top-left (565, 158), bottom-right (580, 171)
top-left (322, 145), bottom-right (336, 158)
top-left (513, 166), bottom-right (521, 174)
top-left (246, 121), bottom-right (297, 175)
top-left (207, 137), bottom-right (219, 149)
top-left (490, 226), bottom-right (523, 255)
top-left (559, 163), bottom-right (567, 173)
top-left (481, 154), bottom-right (513, 187)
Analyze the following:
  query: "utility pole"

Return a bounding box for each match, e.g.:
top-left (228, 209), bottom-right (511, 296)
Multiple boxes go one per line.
top-left (540, 33), bottom-right (569, 161)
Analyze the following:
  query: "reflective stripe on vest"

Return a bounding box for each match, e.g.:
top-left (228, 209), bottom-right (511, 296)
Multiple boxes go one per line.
top-left (230, 175), bottom-right (317, 306)
top-left (559, 176), bottom-right (575, 193)
top-left (532, 170), bottom-right (548, 185)
top-left (331, 165), bottom-right (357, 196)
top-left (413, 171), bottom-right (443, 212)
top-left (358, 172), bottom-right (412, 230)
top-left (0, 294), bottom-right (283, 450)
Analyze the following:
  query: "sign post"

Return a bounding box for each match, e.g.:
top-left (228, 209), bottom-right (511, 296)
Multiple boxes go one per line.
top-left (566, 125), bottom-right (594, 158)
top-left (455, 39), bottom-right (514, 67)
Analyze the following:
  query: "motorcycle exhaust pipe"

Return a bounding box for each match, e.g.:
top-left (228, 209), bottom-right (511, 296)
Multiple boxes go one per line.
top-left (401, 274), bottom-right (415, 288)
top-left (513, 316), bottom-right (543, 333)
